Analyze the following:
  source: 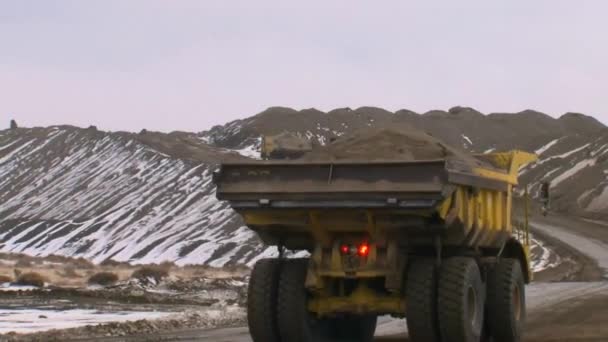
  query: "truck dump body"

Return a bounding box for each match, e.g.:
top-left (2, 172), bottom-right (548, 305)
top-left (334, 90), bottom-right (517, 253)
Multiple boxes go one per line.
top-left (215, 151), bottom-right (536, 251)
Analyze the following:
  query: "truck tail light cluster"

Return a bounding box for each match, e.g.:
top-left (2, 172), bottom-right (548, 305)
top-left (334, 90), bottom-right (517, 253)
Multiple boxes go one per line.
top-left (340, 242), bottom-right (370, 257)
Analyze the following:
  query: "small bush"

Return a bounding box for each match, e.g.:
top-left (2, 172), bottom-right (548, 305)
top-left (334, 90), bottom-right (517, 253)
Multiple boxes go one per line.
top-left (15, 258), bottom-right (33, 268)
top-left (72, 257), bottom-right (95, 269)
top-left (158, 261), bottom-right (176, 270)
top-left (43, 255), bottom-right (95, 269)
top-left (59, 266), bottom-right (81, 278)
top-left (100, 258), bottom-right (127, 267)
top-left (131, 266), bottom-right (169, 282)
top-left (16, 272), bottom-right (46, 287)
top-left (0, 275), bottom-right (12, 283)
top-left (44, 254), bottom-right (71, 264)
top-left (88, 272), bottom-right (119, 286)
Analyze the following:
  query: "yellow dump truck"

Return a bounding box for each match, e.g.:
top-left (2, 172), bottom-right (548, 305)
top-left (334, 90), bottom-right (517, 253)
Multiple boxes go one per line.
top-left (214, 150), bottom-right (537, 342)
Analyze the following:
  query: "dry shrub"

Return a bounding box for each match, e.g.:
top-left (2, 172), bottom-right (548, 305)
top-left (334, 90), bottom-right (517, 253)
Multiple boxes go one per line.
top-left (43, 255), bottom-right (95, 269)
top-left (88, 272), bottom-right (119, 286)
top-left (44, 254), bottom-right (71, 264)
top-left (16, 272), bottom-right (46, 287)
top-left (100, 258), bottom-right (128, 268)
top-left (72, 257), bottom-right (95, 269)
top-left (15, 257), bottom-right (33, 268)
top-left (59, 266), bottom-right (81, 278)
top-left (0, 275), bottom-right (12, 283)
top-left (131, 266), bottom-right (169, 282)
top-left (224, 264), bottom-right (250, 273)
top-left (183, 264), bottom-right (212, 276)
top-left (158, 261), bottom-right (176, 270)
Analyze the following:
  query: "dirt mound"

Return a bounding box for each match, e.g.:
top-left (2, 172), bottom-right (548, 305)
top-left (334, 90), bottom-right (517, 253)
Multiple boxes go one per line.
top-left (301, 124), bottom-right (483, 167)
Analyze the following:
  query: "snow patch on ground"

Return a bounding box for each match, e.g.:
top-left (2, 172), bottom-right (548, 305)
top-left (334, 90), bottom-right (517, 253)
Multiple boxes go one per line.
top-left (551, 158), bottom-right (596, 188)
top-left (461, 134), bottom-right (473, 147)
top-left (0, 309), bottom-right (172, 333)
top-left (224, 137), bottom-right (262, 159)
top-left (535, 138), bottom-right (560, 156)
top-left (0, 284), bottom-right (40, 292)
top-left (587, 184), bottom-right (608, 212)
top-left (533, 143), bottom-right (591, 168)
top-left (530, 234), bottom-right (561, 273)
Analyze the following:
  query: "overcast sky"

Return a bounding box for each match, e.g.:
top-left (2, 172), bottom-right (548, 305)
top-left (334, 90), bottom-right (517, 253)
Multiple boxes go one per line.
top-left (1, 1), bottom-right (607, 132)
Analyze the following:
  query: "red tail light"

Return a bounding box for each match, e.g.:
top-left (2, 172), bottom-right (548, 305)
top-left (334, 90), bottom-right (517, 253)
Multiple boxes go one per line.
top-left (340, 245), bottom-right (350, 255)
top-left (357, 243), bottom-right (370, 257)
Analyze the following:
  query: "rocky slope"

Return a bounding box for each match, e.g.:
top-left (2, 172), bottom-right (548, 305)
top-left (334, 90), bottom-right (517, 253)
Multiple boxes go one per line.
top-left (0, 107), bottom-right (606, 265)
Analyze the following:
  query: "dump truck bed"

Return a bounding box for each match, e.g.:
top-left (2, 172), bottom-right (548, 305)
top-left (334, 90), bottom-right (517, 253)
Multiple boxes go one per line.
top-left (214, 151), bottom-right (537, 251)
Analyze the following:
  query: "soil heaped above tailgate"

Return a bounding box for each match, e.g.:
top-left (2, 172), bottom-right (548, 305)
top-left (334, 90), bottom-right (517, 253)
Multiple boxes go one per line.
top-left (301, 124), bottom-right (487, 169)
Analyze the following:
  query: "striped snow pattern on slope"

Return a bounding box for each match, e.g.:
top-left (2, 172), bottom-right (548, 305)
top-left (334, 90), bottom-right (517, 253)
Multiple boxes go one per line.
top-left (0, 128), bottom-right (263, 266)
top-left (521, 134), bottom-right (608, 216)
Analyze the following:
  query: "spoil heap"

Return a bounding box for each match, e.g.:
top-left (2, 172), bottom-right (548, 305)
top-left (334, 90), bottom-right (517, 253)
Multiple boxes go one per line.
top-left (302, 124), bottom-right (487, 169)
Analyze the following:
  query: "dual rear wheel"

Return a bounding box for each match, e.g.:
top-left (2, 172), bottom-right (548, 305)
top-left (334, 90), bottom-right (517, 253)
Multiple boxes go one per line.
top-left (247, 258), bottom-right (377, 342)
top-left (406, 257), bottom-right (525, 342)
top-left (248, 256), bottom-right (525, 342)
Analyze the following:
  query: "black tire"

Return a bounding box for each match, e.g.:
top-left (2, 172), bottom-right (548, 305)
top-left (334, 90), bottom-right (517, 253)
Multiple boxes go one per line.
top-left (406, 258), bottom-right (440, 342)
top-left (278, 258), bottom-right (331, 342)
top-left (334, 315), bottom-right (378, 342)
top-left (438, 257), bottom-right (485, 342)
top-left (247, 258), bottom-right (281, 342)
top-left (278, 258), bottom-right (378, 342)
top-left (486, 258), bottom-right (526, 342)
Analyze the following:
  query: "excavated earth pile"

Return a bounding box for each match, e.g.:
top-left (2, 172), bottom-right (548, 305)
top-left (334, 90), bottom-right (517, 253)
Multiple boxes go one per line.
top-left (302, 125), bottom-right (470, 161)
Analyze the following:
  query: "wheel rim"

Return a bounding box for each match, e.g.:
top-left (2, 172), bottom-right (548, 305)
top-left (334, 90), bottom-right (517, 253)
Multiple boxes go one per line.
top-left (467, 286), bottom-right (478, 328)
top-left (513, 284), bottom-right (522, 321)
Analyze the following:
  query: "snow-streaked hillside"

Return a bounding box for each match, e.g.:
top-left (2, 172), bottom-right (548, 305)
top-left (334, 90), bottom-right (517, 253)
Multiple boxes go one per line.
top-left (0, 126), bottom-right (266, 266)
top-left (0, 107), bottom-right (606, 267)
top-left (520, 133), bottom-right (608, 219)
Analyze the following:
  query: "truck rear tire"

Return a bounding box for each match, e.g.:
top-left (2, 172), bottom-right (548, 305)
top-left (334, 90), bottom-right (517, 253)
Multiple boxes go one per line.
top-left (486, 258), bottom-right (526, 342)
top-left (438, 257), bottom-right (485, 342)
top-left (278, 258), bottom-right (332, 342)
top-left (406, 258), bottom-right (440, 342)
top-left (277, 258), bottom-right (376, 342)
top-left (247, 258), bottom-right (281, 342)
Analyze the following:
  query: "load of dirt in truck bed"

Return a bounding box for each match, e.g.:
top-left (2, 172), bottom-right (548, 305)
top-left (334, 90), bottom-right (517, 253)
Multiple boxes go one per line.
top-left (301, 124), bottom-right (486, 167)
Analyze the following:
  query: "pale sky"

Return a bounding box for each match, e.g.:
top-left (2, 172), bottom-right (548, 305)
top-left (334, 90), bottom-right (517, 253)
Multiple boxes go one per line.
top-left (1, 1), bottom-right (607, 132)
